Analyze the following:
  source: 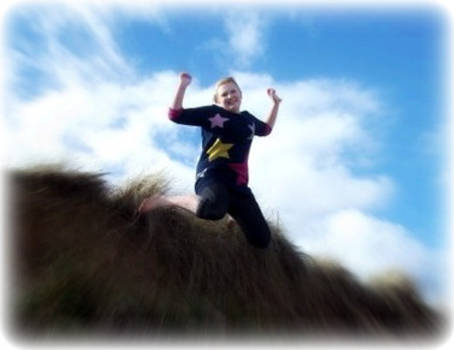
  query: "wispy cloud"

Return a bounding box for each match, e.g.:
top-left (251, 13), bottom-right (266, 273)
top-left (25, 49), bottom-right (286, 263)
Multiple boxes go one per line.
top-left (222, 11), bottom-right (266, 68)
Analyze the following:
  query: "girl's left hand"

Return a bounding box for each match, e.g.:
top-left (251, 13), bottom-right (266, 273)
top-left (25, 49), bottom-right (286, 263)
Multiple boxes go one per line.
top-left (267, 88), bottom-right (282, 104)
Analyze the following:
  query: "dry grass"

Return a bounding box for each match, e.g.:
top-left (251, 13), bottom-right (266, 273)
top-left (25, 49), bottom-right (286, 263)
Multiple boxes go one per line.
top-left (7, 165), bottom-right (443, 339)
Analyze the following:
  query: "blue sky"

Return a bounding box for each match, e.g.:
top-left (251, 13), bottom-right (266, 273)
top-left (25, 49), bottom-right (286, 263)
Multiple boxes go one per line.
top-left (2, 1), bottom-right (449, 303)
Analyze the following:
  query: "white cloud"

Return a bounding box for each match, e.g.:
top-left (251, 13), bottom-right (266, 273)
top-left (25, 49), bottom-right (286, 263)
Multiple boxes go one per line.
top-left (2, 3), bottom-right (445, 304)
top-left (4, 72), bottom-right (201, 191)
top-left (223, 11), bottom-right (266, 68)
top-left (309, 210), bottom-right (444, 304)
top-left (321, 210), bottom-right (432, 276)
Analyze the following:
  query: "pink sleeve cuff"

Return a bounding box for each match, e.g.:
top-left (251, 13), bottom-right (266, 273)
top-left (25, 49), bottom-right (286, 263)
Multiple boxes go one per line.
top-left (264, 123), bottom-right (272, 136)
top-left (168, 107), bottom-right (182, 121)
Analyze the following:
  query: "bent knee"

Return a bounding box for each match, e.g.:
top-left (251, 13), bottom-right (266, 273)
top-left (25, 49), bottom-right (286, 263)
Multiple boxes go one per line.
top-left (196, 201), bottom-right (226, 221)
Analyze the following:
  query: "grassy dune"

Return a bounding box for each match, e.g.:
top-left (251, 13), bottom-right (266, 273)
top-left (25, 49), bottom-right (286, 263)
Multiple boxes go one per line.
top-left (7, 165), bottom-right (443, 339)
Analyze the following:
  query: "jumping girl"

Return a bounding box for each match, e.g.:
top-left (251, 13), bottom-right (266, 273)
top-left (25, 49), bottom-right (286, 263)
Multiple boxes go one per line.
top-left (139, 73), bottom-right (282, 248)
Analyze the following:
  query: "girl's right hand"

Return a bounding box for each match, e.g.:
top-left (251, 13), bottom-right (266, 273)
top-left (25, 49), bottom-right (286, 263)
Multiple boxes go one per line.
top-left (179, 72), bottom-right (192, 87)
top-left (267, 88), bottom-right (282, 104)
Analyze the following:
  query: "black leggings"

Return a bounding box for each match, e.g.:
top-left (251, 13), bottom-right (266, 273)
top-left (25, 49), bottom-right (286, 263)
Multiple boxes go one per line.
top-left (196, 182), bottom-right (271, 249)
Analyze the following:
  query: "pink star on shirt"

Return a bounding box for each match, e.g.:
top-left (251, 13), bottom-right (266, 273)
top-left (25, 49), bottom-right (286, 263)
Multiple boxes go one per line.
top-left (208, 113), bottom-right (229, 128)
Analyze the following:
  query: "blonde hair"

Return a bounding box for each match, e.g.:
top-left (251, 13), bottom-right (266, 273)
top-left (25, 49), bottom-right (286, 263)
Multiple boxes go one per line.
top-left (213, 77), bottom-right (242, 103)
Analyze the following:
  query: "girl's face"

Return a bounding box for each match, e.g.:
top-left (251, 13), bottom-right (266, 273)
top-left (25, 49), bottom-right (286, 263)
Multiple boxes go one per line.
top-left (215, 82), bottom-right (242, 113)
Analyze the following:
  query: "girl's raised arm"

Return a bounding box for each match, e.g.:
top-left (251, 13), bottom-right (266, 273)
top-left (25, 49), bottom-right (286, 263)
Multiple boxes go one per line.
top-left (265, 88), bottom-right (282, 130)
top-left (171, 73), bottom-right (192, 110)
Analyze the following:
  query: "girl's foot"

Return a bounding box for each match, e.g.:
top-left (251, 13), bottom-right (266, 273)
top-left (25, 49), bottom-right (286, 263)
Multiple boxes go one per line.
top-left (138, 195), bottom-right (173, 213)
top-left (226, 215), bottom-right (237, 230)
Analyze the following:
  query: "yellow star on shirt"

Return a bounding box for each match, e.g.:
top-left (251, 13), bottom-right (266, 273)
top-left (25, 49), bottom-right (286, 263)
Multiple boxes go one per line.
top-left (206, 138), bottom-right (234, 162)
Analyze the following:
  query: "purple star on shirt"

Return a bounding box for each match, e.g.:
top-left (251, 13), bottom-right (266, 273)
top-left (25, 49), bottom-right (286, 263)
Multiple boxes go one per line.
top-left (208, 113), bottom-right (229, 129)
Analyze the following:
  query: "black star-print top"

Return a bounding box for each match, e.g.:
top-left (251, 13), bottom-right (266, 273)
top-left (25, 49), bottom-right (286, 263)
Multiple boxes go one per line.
top-left (169, 104), bottom-right (271, 190)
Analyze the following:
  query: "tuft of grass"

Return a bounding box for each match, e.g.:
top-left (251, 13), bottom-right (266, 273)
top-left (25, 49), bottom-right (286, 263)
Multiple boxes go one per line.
top-left (110, 170), bottom-right (171, 211)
